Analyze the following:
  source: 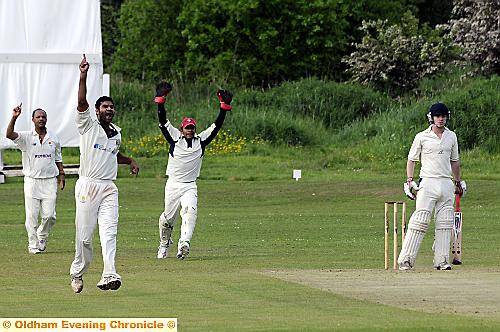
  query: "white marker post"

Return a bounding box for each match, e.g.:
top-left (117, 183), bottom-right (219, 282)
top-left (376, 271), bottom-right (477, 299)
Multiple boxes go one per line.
top-left (293, 169), bottom-right (302, 181)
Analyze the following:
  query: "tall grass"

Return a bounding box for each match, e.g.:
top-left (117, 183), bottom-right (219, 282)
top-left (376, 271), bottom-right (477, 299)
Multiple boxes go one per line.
top-left (109, 73), bottom-right (498, 161)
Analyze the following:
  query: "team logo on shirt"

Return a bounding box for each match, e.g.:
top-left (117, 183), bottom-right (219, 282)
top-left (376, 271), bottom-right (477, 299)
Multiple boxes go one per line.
top-left (34, 154), bottom-right (52, 158)
top-left (438, 150), bottom-right (444, 154)
top-left (93, 141), bottom-right (120, 155)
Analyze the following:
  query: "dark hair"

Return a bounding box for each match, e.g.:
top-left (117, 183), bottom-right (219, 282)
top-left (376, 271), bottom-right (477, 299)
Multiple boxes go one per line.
top-left (95, 96), bottom-right (114, 110)
top-left (32, 108), bottom-right (46, 118)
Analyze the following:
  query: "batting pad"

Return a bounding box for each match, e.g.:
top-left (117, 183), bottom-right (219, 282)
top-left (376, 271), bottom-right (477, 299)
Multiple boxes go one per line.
top-left (398, 228), bottom-right (425, 266)
top-left (434, 229), bottom-right (452, 266)
top-left (435, 206), bottom-right (454, 230)
top-left (408, 209), bottom-right (431, 233)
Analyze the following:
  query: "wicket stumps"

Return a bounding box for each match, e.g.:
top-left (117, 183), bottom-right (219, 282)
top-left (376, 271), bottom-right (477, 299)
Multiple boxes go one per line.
top-left (384, 201), bottom-right (407, 270)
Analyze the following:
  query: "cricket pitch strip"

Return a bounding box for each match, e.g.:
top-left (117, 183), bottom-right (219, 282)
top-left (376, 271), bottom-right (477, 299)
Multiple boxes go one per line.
top-left (263, 268), bottom-right (500, 319)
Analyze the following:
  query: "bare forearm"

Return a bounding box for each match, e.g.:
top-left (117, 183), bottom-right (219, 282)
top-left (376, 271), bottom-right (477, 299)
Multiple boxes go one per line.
top-left (77, 72), bottom-right (89, 112)
top-left (451, 160), bottom-right (461, 181)
top-left (117, 152), bottom-right (133, 165)
top-left (6, 117), bottom-right (19, 140)
top-left (406, 160), bottom-right (416, 179)
top-left (56, 162), bottom-right (64, 174)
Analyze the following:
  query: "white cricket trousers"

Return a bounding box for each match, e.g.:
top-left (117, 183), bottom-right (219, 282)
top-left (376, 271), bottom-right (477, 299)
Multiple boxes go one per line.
top-left (398, 177), bottom-right (455, 266)
top-left (24, 176), bottom-right (57, 250)
top-left (161, 179), bottom-right (198, 246)
top-left (70, 177), bottom-right (121, 280)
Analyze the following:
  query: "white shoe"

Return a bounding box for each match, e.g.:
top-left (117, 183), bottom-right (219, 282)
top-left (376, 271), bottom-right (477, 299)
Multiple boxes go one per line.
top-left (28, 247), bottom-right (41, 254)
top-left (97, 276), bottom-right (122, 291)
top-left (71, 277), bottom-right (83, 293)
top-left (38, 239), bottom-right (47, 252)
top-left (398, 260), bottom-right (412, 271)
top-left (435, 262), bottom-right (452, 270)
top-left (176, 242), bottom-right (190, 260)
top-left (157, 245), bottom-right (170, 259)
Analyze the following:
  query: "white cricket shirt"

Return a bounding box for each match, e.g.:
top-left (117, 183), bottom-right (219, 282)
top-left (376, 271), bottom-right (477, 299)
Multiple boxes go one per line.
top-left (161, 120), bottom-right (217, 182)
top-left (76, 108), bottom-right (121, 181)
top-left (408, 125), bottom-right (459, 179)
top-left (13, 130), bottom-right (62, 178)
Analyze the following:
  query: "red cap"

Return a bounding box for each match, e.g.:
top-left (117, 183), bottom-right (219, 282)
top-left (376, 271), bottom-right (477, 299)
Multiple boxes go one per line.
top-left (180, 117), bottom-right (197, 129)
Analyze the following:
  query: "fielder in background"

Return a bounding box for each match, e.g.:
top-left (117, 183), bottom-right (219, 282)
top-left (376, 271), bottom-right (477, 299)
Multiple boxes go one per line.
top-left (154, 82), bottom-right (232, 260)
top-left (69, 55), bottom-right (139, 293)
top-left (400, 102), bottom-right (466, 270)
top-left (6, 104), bottom-right (65, 254)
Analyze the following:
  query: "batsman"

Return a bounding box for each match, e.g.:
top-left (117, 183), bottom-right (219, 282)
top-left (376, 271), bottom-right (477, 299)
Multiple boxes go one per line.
top-left (154, 82), bottom-right (233, 260)
top-left (399, 102), bottom-right (466, 270)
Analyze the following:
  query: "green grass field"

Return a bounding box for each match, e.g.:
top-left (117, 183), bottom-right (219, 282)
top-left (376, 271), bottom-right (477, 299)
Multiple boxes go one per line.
top-left (1, 152), bottom-right (500, 331)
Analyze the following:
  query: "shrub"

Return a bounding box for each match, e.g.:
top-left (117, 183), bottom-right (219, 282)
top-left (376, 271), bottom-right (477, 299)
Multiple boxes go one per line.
top-left (440, 0), bottom-right (500, 76)
top-left (343, 12), bottom-right (453, 96)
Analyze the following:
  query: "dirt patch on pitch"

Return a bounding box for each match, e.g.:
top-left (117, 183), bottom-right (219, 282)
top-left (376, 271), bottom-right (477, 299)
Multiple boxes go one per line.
top-left (263, 268), bottom-right (500, 319)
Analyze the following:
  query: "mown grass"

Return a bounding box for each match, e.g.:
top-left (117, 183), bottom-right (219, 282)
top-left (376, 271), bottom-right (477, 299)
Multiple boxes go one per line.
top-left (1, 158), bottom-right (499, 330)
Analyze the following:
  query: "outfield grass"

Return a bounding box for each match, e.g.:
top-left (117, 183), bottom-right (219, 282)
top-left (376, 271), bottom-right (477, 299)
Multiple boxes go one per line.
top-left (1, 153), bottom-right (499, 331)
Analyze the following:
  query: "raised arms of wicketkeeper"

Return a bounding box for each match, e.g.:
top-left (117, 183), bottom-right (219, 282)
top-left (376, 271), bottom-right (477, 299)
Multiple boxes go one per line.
top-left (200, 89), bottom-right (233, 148)
top-left (154, 82), bottom-right (178, 144)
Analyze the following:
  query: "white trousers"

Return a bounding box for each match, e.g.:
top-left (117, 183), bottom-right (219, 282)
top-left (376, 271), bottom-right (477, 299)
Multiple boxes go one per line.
top-left (398, 177), bottom-right (454, 266)
top-left (24, 177), bottom-right (57, 250)
top-left (70, 178), bottom-right (121, 279)
top-left (160, 179), bottom-right (198, 246)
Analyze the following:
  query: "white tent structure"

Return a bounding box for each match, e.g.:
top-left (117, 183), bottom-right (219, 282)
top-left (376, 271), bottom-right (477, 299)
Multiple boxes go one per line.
top-left (0, 0), bottom-right (107, 167)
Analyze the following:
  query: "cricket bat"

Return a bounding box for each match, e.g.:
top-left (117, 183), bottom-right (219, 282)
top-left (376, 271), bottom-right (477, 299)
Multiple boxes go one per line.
top-left (452, 193), bottom-right (462, 265)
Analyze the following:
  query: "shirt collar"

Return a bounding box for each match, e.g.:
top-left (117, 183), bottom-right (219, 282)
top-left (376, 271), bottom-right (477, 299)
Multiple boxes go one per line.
top-left (425, 125), bottom-right (449, 133)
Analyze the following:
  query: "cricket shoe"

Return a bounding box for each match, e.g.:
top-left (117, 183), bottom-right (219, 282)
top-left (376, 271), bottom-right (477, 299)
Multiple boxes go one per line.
top-left (71, 277), bottom-right (84, 293)
top-left (38, 239), bottom-right (47, 252)
top-left (28, 247), bottom-right (41, 254)
top-left (398, 260), bottom-right (413, 271)
top-left (176, 242), bottom-right (190, 260)
top-left (157, 245), bottom-right (170, 259)
top-left (97, 276), bottom-right (122, 291)
top-left (452, 258), bottom-right (462, 265)
top-left (435, 262), bottom-right (452, 270)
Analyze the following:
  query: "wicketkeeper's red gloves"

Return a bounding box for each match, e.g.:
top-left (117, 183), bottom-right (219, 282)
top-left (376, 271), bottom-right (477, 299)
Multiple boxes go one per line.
top-left (154, 82), bottom-right (173, 104)
top-left (217, 89), bottom-right (233, 111)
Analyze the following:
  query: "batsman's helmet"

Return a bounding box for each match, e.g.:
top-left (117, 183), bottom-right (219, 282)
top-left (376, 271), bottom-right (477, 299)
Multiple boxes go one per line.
top-left (426, 102), bottom-right (450, 124)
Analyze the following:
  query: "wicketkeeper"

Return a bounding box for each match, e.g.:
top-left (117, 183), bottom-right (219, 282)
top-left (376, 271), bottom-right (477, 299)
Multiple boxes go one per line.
top-left (154, 82), bottom-right (232, 259)
top-left (399, 102), bottom-right (466, 270)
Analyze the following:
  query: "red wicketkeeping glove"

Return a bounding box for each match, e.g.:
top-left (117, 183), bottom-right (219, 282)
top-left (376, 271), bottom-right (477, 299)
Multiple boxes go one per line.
top-left (154, 82), bottom-right (173, 104)
top-left (217, 89), bottom-right (233, 111)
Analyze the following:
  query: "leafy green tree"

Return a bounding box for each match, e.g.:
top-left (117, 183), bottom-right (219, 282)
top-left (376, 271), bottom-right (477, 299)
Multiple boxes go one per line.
top-left (110, 0), bottom-right (431, 85)
top-left (111, 0), bottom-right (185, 81)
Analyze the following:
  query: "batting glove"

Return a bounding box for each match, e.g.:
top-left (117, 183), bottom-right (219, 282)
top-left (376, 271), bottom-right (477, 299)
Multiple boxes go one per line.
top-left (217, 89), bottom-right (233, 111)
top-left (403, 177), bottom-right (420, 200)
top-left (154, 82), bottom-right (173, 104)
top-left (455, 180), bottom-right (467, 196)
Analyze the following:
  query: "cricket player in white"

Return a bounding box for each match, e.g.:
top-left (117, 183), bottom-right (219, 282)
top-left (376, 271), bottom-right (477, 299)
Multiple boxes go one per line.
top-left (399, 102), bottom-right (466, 270)
top-left (154, 82), bottom-right (233, 260)
top-left (70, 55), bottom-right (139, 293)
top-left (6, 105), bottom-right (65, 254)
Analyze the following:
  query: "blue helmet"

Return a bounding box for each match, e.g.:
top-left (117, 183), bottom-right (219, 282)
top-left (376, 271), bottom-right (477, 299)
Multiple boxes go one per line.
top-left (426, 102), bottom-right (450, 124)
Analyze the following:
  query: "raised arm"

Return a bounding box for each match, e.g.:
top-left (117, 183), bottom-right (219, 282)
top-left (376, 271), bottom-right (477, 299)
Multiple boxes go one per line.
top-left (77, 54), bottom-right (90, 112)
top-left (6, 103), bottom-right (22, 140)
top-left (154, 82), bottom-right (177, 144)
top-left (201, 89), bottom-right (233, 147)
